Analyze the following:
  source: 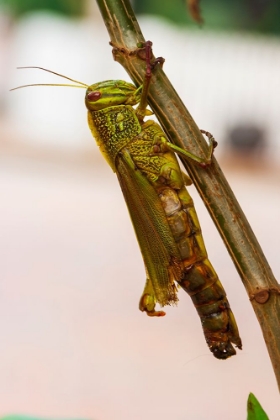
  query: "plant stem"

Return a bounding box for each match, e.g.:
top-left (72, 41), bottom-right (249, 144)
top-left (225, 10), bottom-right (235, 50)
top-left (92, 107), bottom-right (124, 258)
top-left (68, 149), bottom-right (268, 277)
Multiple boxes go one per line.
top-left (96, 0), bottom-right (280, 389)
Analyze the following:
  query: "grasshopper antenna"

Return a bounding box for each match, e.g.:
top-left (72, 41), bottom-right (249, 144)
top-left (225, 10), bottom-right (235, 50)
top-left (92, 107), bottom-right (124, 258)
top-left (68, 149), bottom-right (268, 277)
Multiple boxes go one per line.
top-left (10, 66), bottom-right (89, 91)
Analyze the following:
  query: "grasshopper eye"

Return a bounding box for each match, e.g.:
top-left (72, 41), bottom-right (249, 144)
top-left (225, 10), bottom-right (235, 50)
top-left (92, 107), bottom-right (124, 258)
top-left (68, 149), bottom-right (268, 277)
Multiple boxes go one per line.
top-left (87, 91), bottom-right (101, 101)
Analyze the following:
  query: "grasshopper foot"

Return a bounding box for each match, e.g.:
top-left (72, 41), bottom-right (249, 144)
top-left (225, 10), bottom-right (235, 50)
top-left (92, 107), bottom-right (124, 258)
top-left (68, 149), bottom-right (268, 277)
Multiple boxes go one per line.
top-left (199, 129), bottom-right (218, 167)
top-left (139, 293), bottom-right (166, 317)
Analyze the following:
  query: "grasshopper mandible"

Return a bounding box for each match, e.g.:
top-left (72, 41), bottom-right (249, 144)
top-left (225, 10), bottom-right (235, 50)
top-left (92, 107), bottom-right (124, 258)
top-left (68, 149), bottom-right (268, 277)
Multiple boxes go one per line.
top-left (12, 41), bottom-right (242, 359)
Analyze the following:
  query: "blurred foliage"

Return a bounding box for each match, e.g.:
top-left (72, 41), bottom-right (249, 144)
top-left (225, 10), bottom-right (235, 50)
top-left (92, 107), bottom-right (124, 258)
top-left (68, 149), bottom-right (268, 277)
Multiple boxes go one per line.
top-left (1, 0), bottom-right (280, 34)
top-left (247, 393), bottom-right (270, 420)
top-left (0, 0), bottom-right (86, 17)
top-left (134, 0), bottom-right (280, 34)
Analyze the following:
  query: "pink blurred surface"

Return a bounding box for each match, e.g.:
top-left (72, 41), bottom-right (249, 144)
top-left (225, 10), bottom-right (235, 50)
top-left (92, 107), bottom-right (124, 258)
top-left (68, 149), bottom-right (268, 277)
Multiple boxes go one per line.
top-left (1, 10), bottom-right (280, 419)
top-left (0, 155), bottom-right (279, 419)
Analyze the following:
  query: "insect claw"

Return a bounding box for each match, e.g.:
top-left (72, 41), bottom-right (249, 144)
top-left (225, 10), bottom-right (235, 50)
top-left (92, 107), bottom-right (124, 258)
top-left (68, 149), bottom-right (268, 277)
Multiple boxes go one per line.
top-left (145, 310), bottom-right (166, 317)
top-left (151, 56), bottom-right (165, 69)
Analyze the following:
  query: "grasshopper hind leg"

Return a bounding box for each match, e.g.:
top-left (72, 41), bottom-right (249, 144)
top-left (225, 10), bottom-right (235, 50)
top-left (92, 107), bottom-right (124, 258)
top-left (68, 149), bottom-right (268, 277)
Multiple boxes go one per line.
top-left (139, 276), bottom-right (166, 317)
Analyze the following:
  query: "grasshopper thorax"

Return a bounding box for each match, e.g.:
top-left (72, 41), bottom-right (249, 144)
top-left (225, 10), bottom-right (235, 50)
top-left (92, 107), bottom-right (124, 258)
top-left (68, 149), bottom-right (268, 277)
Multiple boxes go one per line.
top-left (85, 80), bottom-right (142, 112)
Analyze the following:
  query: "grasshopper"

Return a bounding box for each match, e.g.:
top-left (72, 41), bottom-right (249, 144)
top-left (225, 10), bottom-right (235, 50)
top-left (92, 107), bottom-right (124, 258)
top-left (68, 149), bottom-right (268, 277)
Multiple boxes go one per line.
top-left (12, 42), bottom-right (242, 359)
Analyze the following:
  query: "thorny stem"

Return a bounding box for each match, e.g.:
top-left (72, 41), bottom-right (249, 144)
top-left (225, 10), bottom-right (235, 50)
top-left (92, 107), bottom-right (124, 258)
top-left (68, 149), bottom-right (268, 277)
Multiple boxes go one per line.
top-left (96, 0), bottom-right (280, 389)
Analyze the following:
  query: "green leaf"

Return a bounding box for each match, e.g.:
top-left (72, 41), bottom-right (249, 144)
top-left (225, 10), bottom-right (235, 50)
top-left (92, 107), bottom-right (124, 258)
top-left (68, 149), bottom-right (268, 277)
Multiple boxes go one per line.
top-left (247, 393), bottom-right (270, 420)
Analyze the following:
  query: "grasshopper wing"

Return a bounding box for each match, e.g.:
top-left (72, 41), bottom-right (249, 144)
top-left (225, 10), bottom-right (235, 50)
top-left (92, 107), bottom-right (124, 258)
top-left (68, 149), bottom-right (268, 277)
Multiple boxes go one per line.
top-left (116, 148), bottom-right (182, 308)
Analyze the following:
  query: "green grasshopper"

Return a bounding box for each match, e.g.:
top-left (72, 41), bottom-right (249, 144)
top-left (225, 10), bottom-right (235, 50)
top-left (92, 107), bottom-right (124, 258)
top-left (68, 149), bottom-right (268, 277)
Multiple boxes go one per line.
top-left (12, 42), bottom-right (242, 359)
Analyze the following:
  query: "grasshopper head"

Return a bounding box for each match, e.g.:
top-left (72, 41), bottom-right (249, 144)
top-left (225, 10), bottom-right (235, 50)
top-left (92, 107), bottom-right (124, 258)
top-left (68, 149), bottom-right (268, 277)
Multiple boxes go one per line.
top-left (85, 80), bottom-right (142, 111)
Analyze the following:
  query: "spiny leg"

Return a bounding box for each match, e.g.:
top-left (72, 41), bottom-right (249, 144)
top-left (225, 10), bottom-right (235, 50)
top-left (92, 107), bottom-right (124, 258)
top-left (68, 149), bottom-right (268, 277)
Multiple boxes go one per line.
top-left (134, 42), bottom-right (217, 167)
top-left (153, 130), bottom-right (218, 167)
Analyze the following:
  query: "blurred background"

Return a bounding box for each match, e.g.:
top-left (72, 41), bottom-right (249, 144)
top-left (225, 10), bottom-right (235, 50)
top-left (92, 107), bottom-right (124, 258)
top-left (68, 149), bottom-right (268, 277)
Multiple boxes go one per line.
top-left (0, 0), bottom-right (280, 419)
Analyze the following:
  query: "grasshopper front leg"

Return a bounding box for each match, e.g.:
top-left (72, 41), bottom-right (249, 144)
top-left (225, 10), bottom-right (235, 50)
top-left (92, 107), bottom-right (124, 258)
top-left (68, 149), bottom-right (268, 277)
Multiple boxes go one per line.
top-left (135, 41), bottom-right (164, 123)
top-left (153, 130), bottom-right (217, 167)
top-left (135, 42), bottom-right (217, 167)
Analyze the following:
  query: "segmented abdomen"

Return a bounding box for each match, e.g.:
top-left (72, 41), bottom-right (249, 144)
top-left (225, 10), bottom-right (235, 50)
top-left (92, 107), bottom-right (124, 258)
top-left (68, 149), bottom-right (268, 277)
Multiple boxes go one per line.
top-left (159, 185), bottom-right (242, 358)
